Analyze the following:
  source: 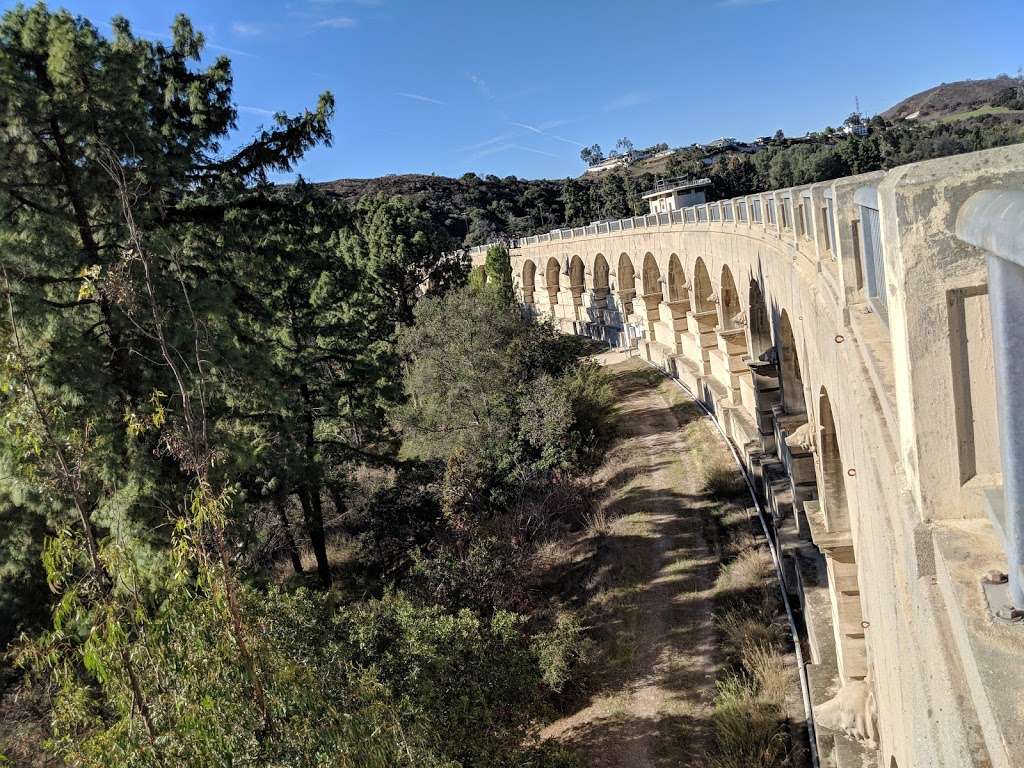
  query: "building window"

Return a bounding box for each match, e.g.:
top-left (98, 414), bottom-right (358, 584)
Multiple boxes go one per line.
top-left (801, 197), bottom-right (813, 239)
top-left (765, 197), bottom-right (775, 225)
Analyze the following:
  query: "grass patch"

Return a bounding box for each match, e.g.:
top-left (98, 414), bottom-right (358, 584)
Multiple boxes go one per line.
top-left (936, 105), bottom-right (1019, 123)
top-left (703, 461), bottom-right (749, 500)
top-left (709, 676), bottom-right (788, 768)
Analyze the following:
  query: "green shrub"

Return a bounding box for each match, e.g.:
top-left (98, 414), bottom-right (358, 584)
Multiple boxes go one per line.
top-left (410, 535), bottom-right (527, 613)
top-left (533, 609), bottom-right (592, 693)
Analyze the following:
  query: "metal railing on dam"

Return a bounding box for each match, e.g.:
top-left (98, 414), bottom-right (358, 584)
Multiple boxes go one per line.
top-left (467, 145), bottom-right (1024, 768)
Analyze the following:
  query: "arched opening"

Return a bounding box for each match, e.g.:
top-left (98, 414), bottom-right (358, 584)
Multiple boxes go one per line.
top-left (816, 387), bottom-right (867, 683)
top-left (545, 257), bottom-right (560, 317)
top-left (593, 254), bottom-right (610, 299)
top-left (640, 253), bottom-right (663, 341)
top-left (747, 280), bottom-right (773, 360)
top-left (818, 388), bottom-right (850, 533)
top-left (667, 254), bottom-right (689, 308)
top-left (569, 255), bottom-right (585, 303)
top-left (720, 266), bottom-right (743, 331)
top-left (692, 258), bottom-right (717, 321)
top-left (617, 253), bottom-right (636, 314)
top-left (778, 310), bottom-right (806, 415)
top-left (641, 253), bottom-right (662, 300)
top-left (712, 265), bottom-right (752, 405)
top-left (521, 260), bottom-right (536, 305)
top-left (739, 278), bottom-right (779, 426)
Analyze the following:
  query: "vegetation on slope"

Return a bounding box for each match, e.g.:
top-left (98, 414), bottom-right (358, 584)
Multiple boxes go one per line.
top-left (0, 8), bottom-right (613, 766)
top-left (881, 74), bottom-right (1024, 121)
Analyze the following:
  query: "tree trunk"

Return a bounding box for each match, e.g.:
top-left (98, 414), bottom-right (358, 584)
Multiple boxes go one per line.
top-left (275, 494), bottom-right (303, 575)
top-left (298, 487), bottom-right (331, 588)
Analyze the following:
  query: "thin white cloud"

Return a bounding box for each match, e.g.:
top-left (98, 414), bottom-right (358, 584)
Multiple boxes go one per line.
top-left (508, 121), bottom-right (585, 148)
top-left (316, 16), bottom-right (357, 28)
top-left (238, 105), bottom-right (276, 116)
top-left (232, 21), bottom-right (264, 36)
top-left (397, 92), bottom-right (447, 106)
top-left (457, 131), bottom-right (518, 153)
top-left (472, 143), bottom-right (560, 160)
top-left (515, 144), bottom-right (561, 159)
top-left (208, 42), bottom-right (258, 58)
top-left (133, 24), bottom-right (257, 58)
top-left (603, 91), bottom-right (653, 112)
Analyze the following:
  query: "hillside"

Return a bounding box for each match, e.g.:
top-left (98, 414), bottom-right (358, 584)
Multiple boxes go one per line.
top-left (314, 173), bottom-right (573, 245)
top-left (882, 75), bottom-right (1022, 121)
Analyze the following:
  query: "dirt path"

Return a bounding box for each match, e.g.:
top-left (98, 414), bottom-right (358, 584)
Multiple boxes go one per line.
top-left (542, 353), bottom-right (729, 767)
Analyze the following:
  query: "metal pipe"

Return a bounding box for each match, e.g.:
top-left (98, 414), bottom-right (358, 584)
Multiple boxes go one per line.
top-left (956, 189), bottom-right (1024, 610)
top-left (987, 253), bottom-right (1024, 609)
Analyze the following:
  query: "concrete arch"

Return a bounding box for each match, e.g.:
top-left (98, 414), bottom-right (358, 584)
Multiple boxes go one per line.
top-left (521, 260), bottom-right (536, 306)
top-left (817, 388), bottom-right (868, 683)
top-left (748, 279), bottom-right (773, 360)
top-left (720, 265), bottom-right (743, 331)
top-left (569, 255), bottom-right (585, 293)
top-left (544, 257), bottom-right (560, 317)
top-left (617, 252), bottom-right (636, 315)
top-left (692, 257), bottom-right (717, 319)
top-left (641, 252), bottom-right (662, 299)
top-left (667, 254), bottom-right (689, 306)
top-left (640, 253), bottom-right (663, 340)
top-left (818, 387), bottom-right (851, 533)
top-left (568, 255), bottom-right (586, 315)
top-left (777, 309), bottom-right (806, 415)
top-left (593, 253), bottom-right (610, 298)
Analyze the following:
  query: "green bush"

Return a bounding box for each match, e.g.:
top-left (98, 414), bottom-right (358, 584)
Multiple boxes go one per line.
top-left (410, 536), bottom-right (526, 613)
top-left (532, 609), bottom-right (592, 693)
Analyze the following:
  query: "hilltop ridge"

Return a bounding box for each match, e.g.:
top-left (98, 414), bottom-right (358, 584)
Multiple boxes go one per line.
top-left (882, 75), bottom-right (1023, 121)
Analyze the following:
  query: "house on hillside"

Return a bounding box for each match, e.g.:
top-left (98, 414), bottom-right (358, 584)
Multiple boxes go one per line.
top-left (583, 155), bottom-right (628, 175)
top-left (842, 113), bottom-right (869, 136)
top-left (705, 137), bottom-right (738, 150)
top-left (642, 177), bottom-right (712, 214)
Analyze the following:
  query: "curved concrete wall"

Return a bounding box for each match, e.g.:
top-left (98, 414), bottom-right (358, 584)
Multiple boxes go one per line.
top-left (473, 145), bottom-right (1024, 768)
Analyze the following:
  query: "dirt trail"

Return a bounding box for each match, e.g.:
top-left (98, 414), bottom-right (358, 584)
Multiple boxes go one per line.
top-left (542, 353), bottom-right (729, 767)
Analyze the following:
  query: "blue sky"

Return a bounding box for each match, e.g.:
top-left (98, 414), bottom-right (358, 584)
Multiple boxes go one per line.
top-left (7, 0), bottom-right (1024, 180)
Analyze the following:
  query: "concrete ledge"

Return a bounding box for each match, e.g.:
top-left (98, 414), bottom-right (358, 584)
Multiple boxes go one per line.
top-left (932, 519), bottom-right (1024, 768)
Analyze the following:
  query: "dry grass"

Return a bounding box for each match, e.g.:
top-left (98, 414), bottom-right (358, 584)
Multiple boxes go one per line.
top-left (716, 609), bottom-right (784, 658)
top-left (272, 533), bottom-right (360, 582)
top-left (532, 537), bottom-right (576, 574)
top-left (703, 462), bottom-right (748, 500)
top-left (715, 548), bottom-right (773, 594)
top-left (708, 676), bottom-right (788, 768)
top-left (745, 644), bottom-right (790, 714)
top-left (580, 506), bottom-right (612, 537)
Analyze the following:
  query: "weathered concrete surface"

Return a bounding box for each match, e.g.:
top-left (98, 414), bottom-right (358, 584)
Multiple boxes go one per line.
top-left (473, 146), bottom-right (1024, 768)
